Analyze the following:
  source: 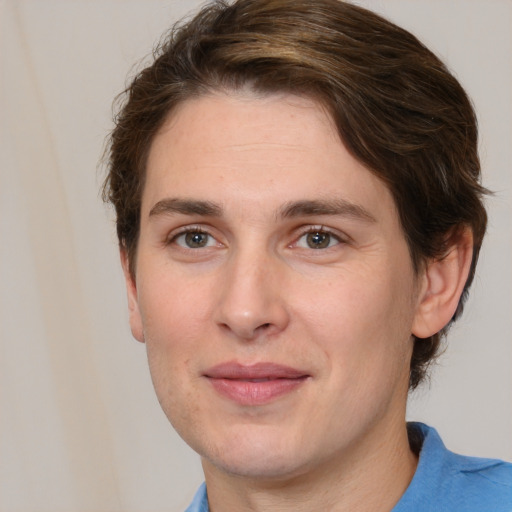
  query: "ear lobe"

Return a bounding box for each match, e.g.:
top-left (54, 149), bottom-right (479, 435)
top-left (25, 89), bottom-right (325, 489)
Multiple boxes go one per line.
top-left (412, 228), bottom-right (474, 339)
top-left (120, 248), bottom-right (145, 343)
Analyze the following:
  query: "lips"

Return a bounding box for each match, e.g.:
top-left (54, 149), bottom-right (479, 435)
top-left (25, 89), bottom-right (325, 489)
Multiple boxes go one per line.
top-left (204, 362), bottom-right (309, 405)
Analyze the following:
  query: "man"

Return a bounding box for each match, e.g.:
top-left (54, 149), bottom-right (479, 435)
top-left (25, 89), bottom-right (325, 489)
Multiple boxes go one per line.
top-left (103, 0), bottom-right (512, 510)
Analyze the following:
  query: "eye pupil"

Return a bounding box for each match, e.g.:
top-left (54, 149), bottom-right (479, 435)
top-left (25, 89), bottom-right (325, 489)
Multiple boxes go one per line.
top-left (307, 232), bottom-right (330, 249)
top-left (185, 232), bottom-right (208, 248)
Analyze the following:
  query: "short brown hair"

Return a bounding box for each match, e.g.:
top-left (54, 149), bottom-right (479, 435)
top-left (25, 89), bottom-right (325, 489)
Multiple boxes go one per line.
top-left (103, 0), bottom-right (488, 389)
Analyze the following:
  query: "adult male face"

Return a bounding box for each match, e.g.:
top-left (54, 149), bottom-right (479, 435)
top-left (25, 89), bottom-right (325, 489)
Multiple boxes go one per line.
top-left (121, 90), bottom-right (471, 490)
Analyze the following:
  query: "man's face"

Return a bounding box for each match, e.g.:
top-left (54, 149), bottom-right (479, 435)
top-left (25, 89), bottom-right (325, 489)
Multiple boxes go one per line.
top-left (124, 92), bottom-right (425, 480)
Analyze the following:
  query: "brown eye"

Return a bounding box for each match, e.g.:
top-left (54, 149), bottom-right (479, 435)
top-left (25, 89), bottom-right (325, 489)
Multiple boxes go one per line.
top-left (184, 232), bottom-right (209, 248)
top-left (306, 231), bottom-right (332, 249)
top-left (173, 230), bottom-right (214, 249)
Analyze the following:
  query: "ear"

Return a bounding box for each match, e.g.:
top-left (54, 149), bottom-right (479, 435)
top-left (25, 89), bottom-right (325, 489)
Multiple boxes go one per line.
top-left (120, 248), bottom-right (145, 343)
top-left (412, 228), bottom-right (474, 339)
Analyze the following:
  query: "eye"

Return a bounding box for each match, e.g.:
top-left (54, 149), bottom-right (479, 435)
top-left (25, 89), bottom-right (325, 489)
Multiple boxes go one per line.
top-left (172, 230), bottom-right (217, 249)
top-left (295, 229), bottom-right (341, 250)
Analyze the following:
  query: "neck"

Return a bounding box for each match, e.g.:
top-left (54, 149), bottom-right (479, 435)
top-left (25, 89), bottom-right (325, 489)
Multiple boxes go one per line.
top-left (202, 419), bottom-right (418, 512)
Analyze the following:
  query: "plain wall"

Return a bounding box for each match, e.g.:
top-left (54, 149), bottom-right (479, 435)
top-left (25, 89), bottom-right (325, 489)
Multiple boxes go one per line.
top-left (1, 1), bottom-right (510, 511)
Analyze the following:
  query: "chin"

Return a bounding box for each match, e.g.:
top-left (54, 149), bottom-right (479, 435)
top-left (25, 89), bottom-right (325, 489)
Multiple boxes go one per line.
top-left (206, 449), bottom-right (309, 481)
top-left (193, 424), bottom-right (313, 480)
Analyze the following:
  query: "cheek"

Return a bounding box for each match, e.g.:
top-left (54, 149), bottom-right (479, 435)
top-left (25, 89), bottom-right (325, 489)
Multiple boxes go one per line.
top-left (297, 266), bottom-right (415, 380)
top-left (138, 266), bottom-right (214, 340)
top-left (136, 274), bottom-right (213, 396)
top-left (142, 299), bottom-right (207, 441)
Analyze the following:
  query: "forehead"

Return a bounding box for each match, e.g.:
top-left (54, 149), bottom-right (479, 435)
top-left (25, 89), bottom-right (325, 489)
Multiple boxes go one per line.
top-left (148, 91), bottom-right (341, 169)
top-left (143, 91), bottom-right (397, 224)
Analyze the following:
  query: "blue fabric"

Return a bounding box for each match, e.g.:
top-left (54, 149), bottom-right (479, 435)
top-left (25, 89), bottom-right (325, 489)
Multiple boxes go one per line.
top-left (185, 423), bottom-right (512, 511)
top-left (393, 423), bottom-right (512, 511)
top-left (185, 482), bottom-right (209, 512)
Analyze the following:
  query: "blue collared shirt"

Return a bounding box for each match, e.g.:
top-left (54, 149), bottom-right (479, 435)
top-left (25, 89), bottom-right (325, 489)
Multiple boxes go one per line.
top-left (185, 423), bottom-right (512, 511)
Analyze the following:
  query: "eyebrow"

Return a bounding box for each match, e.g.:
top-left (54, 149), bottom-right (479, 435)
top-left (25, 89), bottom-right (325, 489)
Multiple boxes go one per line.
top-left (279, 199), bottom-right (376, 223)
top-left (149, 198), bottom-right (222, 217)
top-left (148, 197), bottom-right (376, 223)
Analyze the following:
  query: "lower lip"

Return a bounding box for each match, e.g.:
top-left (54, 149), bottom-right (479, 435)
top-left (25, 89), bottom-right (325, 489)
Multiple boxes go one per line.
top-left (207, 377), bottom-right (308, 405)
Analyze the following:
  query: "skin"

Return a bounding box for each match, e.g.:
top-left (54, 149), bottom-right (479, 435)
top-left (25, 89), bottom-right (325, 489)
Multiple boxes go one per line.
top-left (122, 91), bottom-right (473, 511)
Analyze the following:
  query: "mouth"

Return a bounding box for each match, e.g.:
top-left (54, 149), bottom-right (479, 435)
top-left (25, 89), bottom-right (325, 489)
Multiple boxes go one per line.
top-left (203, 362), bottom-right (310, 405)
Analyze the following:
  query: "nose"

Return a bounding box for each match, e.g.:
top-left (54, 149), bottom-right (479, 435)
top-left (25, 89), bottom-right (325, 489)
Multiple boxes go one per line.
top-left (214, 249), bottom-right (290, 341)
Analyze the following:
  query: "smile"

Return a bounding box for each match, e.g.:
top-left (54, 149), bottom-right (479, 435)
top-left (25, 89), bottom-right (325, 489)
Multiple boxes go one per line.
top-left (203, 362), bottom-right (310, 405)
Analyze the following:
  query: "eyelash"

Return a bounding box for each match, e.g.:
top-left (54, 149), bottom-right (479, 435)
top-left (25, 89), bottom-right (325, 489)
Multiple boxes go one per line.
top-left (292, 225), bottom-right (348, 250)
top-left (166, 225), bottom-right (216, 248)
top-left (166, 224), bottom-right (348, 251)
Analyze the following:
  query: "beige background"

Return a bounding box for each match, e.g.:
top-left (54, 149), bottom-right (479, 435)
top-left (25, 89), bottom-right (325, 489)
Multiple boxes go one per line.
top-left (1, 1), bottom-right (510, 511)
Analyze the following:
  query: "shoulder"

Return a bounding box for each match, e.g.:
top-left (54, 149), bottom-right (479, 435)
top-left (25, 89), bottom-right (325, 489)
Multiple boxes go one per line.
top-left (448, 450), bottom-right (512, 507)
top-left (393, 423), bottom-right (512, 512)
